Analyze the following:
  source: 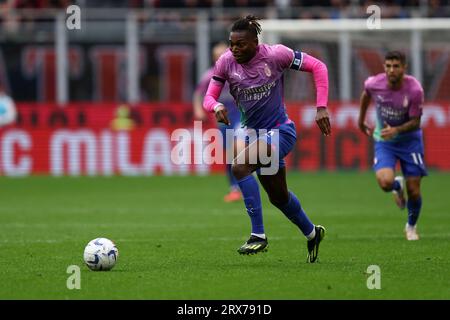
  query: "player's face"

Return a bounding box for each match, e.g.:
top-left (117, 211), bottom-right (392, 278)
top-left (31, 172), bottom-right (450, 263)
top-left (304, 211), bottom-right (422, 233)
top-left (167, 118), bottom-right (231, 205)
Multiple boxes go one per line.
top-left (229, 31), bottom-right (258, 64)
top-left (384, 59), bottom-right (406, 85)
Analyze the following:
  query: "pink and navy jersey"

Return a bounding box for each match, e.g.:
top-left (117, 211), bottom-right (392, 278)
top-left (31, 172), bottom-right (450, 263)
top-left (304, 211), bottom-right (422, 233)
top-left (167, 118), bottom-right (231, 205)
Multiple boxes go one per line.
top-left (212, 43), bottom-right (300, 130)
top-left (364, 73), bottom-right (424, 142)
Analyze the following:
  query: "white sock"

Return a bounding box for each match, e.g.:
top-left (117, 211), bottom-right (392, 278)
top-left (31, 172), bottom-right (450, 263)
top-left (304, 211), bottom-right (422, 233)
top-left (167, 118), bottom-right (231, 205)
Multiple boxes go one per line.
top-left (406, 223), bottom-right (416, 230)
top-left (306, 227), bottom-right (316, 240)
top-left (251, 233), bottom-right (266, 239)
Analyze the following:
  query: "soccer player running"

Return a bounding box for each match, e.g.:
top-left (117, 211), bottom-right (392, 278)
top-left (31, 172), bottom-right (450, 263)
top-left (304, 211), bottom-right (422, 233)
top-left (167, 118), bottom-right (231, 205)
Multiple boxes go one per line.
top-left (193, 42), bottom-right (242, 202)
top-left (358, 51), bottom-right (426, 241)
top-left (203, 15), bottom-right (331, 262)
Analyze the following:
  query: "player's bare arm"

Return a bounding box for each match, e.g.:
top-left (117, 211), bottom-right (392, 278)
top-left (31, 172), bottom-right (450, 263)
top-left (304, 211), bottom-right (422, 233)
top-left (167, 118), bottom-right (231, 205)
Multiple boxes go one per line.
top-left (358, 90), bottom-right (373, 137)
top-left (315, 107), bottom-right (331, 136)
top-left (381, 117), bottom-right (421, 140)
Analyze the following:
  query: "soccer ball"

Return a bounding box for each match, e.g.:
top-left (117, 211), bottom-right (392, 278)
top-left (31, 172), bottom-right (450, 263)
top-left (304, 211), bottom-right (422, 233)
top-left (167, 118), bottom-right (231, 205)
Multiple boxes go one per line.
top-left (83, 238), bottom-right (119, 271)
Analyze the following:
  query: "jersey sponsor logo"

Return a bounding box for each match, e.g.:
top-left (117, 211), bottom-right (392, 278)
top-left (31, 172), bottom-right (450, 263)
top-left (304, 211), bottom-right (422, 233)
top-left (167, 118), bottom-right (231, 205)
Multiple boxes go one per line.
top-left (378, 105), bottom-right (408, 122)
top-left (240, 81), bottom-right (276, 102)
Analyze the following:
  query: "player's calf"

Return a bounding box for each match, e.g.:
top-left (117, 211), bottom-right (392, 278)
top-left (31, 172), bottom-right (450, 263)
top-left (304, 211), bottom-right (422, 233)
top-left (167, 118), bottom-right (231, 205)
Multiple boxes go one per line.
top-left (392, 176), bottom-right (406, 210)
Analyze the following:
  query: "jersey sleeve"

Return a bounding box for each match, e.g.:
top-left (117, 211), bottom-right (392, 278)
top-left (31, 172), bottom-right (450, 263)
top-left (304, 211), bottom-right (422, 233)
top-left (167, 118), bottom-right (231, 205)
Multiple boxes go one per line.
top-left (272, 44), bottom-right (295, 70)
top-left (299, 53), bottom-right (329, 107)
top-left (409, 84), bottom-right (424, 118)
top-left (203, 80), bottom-right (225, 113)
top-left (364, 76), bottom-right (375, 97)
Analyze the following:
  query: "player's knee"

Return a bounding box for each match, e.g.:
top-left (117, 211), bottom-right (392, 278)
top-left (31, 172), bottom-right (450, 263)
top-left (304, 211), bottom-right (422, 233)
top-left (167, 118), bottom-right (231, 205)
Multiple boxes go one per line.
top-left (269, 194), bottom-right (289, 208)
top-left (231, 163), bottom-right (251, 180)
top-left (407, 188), bottom-right (421, 200)
top-left (378, 179), bottom-right (394, 192)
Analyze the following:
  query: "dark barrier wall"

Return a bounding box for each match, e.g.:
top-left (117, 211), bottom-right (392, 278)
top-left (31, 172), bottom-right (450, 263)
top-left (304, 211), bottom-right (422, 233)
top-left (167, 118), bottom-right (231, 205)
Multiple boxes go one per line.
top-left (0, 102), bottom-right (449, 176)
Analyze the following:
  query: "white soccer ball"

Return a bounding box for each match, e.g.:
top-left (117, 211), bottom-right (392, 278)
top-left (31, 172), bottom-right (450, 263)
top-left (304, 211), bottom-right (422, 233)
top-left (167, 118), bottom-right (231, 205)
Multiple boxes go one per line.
top-left (83, 238), bottom-right (119, 271)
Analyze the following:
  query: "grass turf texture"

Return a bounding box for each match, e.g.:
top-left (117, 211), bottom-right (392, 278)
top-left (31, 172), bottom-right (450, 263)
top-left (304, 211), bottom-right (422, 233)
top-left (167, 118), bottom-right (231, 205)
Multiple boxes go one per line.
top-left (0, 172), bottom-right (449, 299)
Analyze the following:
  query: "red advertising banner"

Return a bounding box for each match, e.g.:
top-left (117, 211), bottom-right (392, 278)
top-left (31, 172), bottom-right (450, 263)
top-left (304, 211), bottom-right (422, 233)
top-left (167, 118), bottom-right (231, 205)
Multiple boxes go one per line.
top-left (1, 102), bottom-right (449, 176)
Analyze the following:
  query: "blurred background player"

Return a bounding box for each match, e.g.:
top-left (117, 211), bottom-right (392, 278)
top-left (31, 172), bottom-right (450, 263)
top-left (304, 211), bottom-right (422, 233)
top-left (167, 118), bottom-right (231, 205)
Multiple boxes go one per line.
top-left (193, 42), bottom-right (242, 202)
top-left (203, 15), bottom-right (331, 262)
top-left (358, 51), bottom-right (426, 241)
top-left (0, 81), bottom-right (17, 128)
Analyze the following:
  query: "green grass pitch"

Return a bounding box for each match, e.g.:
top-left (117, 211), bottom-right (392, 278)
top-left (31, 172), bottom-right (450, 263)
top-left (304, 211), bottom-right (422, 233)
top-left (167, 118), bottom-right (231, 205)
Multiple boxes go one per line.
top-left (0, 172), bottom-right (449, 299)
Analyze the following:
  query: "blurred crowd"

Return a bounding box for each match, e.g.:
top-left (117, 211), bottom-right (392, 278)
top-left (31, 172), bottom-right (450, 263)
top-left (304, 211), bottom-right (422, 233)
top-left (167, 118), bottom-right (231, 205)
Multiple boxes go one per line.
top-left (1, 1), bottom-right (449, 40)
top-left (0, 0), bottom-right (450, 18)
top-left (0, 0), bottom-right (449, 37)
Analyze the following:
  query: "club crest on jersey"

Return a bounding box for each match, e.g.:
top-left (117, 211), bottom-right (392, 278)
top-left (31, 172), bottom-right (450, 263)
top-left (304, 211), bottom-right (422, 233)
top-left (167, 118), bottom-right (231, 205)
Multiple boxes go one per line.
top-left (264, 64), bottom-right (271, 77)
top-left (403, 95), bottom-right (409, 108)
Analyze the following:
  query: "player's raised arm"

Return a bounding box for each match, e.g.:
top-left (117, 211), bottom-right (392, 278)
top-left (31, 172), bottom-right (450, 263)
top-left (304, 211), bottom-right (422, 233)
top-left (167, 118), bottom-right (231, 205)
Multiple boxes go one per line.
top-left (203, 77), bottom-right (229, 125)
top-left (298, 53), bottom-right (331, 136)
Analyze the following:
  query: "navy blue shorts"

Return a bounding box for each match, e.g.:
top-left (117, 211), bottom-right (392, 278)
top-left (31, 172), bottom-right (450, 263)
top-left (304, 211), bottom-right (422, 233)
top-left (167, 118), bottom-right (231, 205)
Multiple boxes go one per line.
top-left (218, 102), bottom-right (241, 150)
top-left (373, 137), bottom-right (427, 177)
top-left (264, 121), bottom-right (297, 169)
top-left (236, 121), bottom-right (297, 174)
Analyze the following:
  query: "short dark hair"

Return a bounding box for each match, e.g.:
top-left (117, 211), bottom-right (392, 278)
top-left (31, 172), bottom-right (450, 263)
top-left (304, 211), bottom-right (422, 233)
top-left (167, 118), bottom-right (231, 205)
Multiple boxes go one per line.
top-left (231, 15), bottom-right (262, 38)
top-left (385, 51), bottom-right (406, 65)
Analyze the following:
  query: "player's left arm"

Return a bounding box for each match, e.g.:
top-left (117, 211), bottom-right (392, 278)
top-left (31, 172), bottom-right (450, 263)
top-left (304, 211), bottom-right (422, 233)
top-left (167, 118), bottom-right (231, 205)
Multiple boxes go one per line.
top-left (381, 117), bottom-right (421, 140)
top-left (297, 52), bottom-right (331, 136)
top-left (275, 45), bottom-right (330, 135)
top-left (381, 87), bottom-right (423, 139)
top-left (393, 117), bottom-right (421, 134)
